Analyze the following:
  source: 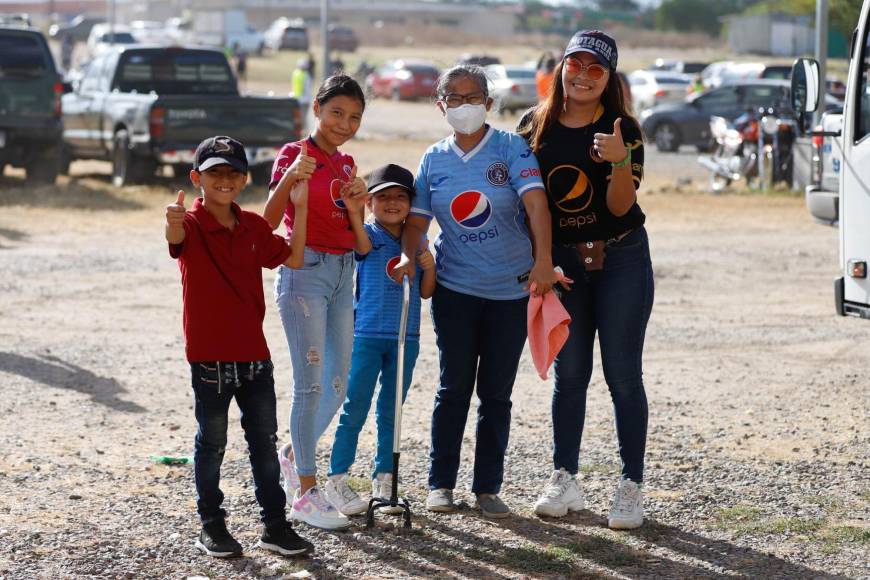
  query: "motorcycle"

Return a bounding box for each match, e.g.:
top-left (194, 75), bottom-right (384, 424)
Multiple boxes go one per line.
top-left (698, 107), bottom-right (796, 192)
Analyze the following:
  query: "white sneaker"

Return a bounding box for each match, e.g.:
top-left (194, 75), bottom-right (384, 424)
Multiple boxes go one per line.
top-left (277, 443), bottom-right (299, 504)
top-left (324, 473), bottom-right (367, 516)
top-left (608, 479), bottom-right (644, 529)
top-left (373, 472), bottom-right (403, 515)
top-left (425, 488), bottom-right (456, 513)
top-left (534, 468), bottom-right (585, 517)
top-left (290, 487), bottom-right (352, 530)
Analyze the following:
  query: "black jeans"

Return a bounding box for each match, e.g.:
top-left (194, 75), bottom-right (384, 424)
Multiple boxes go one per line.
top-left (428, 284), bottom-right (528, 494)
top-left (551, 227), bottom-right (654, 483)
top-left (190, 360), bottom-right (286, 526)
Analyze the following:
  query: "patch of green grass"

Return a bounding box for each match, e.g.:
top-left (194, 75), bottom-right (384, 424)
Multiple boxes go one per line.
top-left (763, 517), bottom-right (826, 535)
top-left (347, 475), bottom-right (370, 493)
top-left (804, 494), bottom-right (846, 512)
top-left (858, 490), bottom-right (870, 502)
top-left (713, 505), bottom-right (763, 534)
top-left (465, 545), bottom-right (575, 575)
top-left (821, 525), bottom-right (870, 545)
top-left (564, 537), bottom-right (637, 568)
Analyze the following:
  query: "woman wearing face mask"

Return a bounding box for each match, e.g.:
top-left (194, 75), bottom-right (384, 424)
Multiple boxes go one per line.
top-left (393, 64), bottom-right (556, 519)
top-left (518, 30), bottom-right (653, 530)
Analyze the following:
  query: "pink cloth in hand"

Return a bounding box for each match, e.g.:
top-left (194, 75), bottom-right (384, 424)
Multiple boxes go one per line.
top-left (527, 270), bottom-right (573, 380)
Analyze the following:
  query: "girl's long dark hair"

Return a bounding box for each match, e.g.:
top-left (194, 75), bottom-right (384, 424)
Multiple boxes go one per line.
top-left (315, 74), bottom-right (366, 111)
top-left (519, 60), bottom-right (637, 153)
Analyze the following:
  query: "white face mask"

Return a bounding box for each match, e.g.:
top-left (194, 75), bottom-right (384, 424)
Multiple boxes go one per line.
top-left (444, 103), bottom-right (487, 135)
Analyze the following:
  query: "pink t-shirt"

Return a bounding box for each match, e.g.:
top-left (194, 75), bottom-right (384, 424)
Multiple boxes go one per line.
top-left (269, 138), bottom-right (356, 254)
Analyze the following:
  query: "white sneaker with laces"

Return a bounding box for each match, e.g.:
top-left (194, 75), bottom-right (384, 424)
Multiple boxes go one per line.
top-left (608, 479), bottom-right (644, 529)
top-left (373, 472), bottom-right (403, 514)
top-left (277, 443), bottom-right (299, 504)
top-left (534, 468), bottom-right (585, 517)
top-left (425, 488), bottom-right (456, 513)
top-left (290, 487), bottom-right (352, 530)
top-left (324, 473), bottom-right (367, 516)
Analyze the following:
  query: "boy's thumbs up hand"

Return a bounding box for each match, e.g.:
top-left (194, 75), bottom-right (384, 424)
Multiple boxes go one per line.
top-left (416, 238), bottom-right (435, 271)
top-left (166, 189), bottom-right (187, 228)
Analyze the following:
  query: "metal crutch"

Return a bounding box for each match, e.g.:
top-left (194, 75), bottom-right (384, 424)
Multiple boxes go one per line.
top-left (365, 274), bottom-right (413, 529)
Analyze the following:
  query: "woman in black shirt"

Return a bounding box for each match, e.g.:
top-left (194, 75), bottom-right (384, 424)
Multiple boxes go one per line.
top-left (519, 30), bottom-right (654, 530)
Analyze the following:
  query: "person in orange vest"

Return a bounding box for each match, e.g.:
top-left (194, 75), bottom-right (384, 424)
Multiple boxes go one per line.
top-left (536, 52), bottom-right (557, 102)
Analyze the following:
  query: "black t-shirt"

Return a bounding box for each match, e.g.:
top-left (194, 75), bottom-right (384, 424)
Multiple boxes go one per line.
top-left (519, 105), bottom-right (645, 243)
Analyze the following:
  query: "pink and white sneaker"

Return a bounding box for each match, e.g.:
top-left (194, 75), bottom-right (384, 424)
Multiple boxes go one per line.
top-left (290, 487), bottom-right (352, 530)
top-left (277, 443), bottom-right (300, 504)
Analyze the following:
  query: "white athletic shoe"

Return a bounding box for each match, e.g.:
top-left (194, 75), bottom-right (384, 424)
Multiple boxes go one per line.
top-left (290, 487), bottom-right (352, 530)
top-left (277, 443), bottom-right (299, 504)
top-left (608, 479), bottom-right (644, 530)
top-left (373, 472), bottom-right (403, 515)
top-left (534, 468), bottom-right (585, 517)
top-left (425, 488), bottom-right (456, 513)
top-left (324, 473), bottom-right (367, 516)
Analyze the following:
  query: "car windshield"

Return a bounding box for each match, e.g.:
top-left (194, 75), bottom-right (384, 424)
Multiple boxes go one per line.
top-left (100, 32), bottom-right (137, 44)
top-left (505, 68), bottom-right (535, 79)
top-left (0, 35), bottom-right (49, 78)
top-left (405, 65), bottom-right (438, 74)
top-left (116, 51), bottom-right (237, 94)
top-left (655, 75), bottom-right (690, 84)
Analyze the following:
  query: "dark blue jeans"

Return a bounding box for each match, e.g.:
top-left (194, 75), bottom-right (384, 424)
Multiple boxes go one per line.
top-left (429, 284), bottom-right (528, 494)
top-left (190, 360), bottom-right (286, 526)
top-left (552, 227), bottom-right (654, 483)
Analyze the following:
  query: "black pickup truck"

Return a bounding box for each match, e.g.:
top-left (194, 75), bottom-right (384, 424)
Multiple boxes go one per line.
top-left (62, 46), bottom-right (301, 186)
top-left (0, 26), bottom-right (64, 183)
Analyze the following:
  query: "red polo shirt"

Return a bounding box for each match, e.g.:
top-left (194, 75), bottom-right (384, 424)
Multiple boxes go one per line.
top-left (169, 197), bottom-right (292, 362)
top-left (269, 138), bottom-right (356, 254)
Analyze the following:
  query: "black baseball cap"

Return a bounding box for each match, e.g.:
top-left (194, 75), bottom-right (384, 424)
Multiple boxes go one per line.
top-left (564, 30), bottom-right (619, 70)
top-left (367, 164), bottom-right (414, 195)
top-left (193, 135), bottom-right (248, 173)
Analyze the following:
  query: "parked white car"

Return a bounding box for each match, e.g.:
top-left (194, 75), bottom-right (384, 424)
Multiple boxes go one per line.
top-left (129, 21), bottom-right (173, 46)
top-left (485, 65), bottom-right (537, 115)
top-left (86, 24), bottom-right (138, 58)
top-left (627, 70), bottom-right (692, 112)
top-left (264, 17), bottom-right (308, 51)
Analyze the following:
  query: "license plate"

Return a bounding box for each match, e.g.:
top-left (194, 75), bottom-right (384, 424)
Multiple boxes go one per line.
top-left (0, 131), bottom-right (5, 148)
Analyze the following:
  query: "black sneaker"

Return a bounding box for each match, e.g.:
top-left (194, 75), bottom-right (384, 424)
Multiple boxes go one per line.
top-left (195, 520), bottom-right (243, 558)
top-left (258, 521), bottom-right (314, 556)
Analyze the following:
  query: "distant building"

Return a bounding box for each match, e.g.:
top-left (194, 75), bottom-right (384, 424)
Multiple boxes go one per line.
top-left (725, 13), bottom-right (814, 56)
top-left (113, 0), bottom-right (516, 38)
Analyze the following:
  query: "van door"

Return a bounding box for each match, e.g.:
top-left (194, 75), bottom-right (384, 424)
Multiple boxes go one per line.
top-left (839, 0), bottom-right (870, 317)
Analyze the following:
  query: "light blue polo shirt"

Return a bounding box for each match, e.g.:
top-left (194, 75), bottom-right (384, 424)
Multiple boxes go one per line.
top-left (412, 126), bottom-right (544, 300)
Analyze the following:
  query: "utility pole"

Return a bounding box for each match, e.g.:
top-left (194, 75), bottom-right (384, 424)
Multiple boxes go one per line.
top-left (321, 0), bottom-right (330, 82)
top-left (814, 0), bottom-right (828, 125)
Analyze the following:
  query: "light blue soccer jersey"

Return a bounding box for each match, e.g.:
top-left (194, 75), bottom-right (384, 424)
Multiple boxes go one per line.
top-left (412, 126), bottom-right (545, 300)
top-left (354, 221), bottom-right (422, 341)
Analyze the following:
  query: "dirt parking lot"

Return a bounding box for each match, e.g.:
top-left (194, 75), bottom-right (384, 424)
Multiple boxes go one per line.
top-left (0, 126), bottom-right (867, 578)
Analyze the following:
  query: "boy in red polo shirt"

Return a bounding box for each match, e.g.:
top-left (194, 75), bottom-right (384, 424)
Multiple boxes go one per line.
top-left (165, 136), bottom-right (314, 558)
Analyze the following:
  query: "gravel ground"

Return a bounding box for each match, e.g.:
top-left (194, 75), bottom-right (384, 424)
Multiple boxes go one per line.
top-left (0, 145), bottom-right (868, 579)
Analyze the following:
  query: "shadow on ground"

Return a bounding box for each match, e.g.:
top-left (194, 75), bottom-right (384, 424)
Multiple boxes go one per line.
top-left (0, 352), bottom-right (145, 413)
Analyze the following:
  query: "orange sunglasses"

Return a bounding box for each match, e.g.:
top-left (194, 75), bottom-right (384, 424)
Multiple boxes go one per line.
top-left (564, 56), bottom-right (608, 80)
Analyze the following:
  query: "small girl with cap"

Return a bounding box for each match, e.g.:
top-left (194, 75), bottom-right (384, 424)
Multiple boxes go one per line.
top-left (323, 164), bottom-right (436, 515)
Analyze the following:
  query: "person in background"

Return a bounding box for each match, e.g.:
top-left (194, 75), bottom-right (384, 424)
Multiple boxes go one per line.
top-left (536, 52), bottom-right (557, 102)
top-left (518, 30), bottom-right (653, 530)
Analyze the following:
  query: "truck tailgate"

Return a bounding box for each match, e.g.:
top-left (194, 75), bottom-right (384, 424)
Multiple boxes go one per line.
top-left (155, 95), bottom-right (299, 149)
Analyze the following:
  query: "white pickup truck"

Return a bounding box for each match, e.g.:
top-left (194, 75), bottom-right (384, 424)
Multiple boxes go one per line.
top-left (792, 0), bottom-right (870, 319)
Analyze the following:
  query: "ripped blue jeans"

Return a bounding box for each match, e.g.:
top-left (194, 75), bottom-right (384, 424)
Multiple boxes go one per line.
top-left (275, 247), bottom-right (354, 477)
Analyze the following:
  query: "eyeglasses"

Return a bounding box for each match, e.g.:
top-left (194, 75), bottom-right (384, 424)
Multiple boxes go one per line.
top-left (440, 92), bottom-right (487, 108)
top-left (564, 57), bottom-right (608, 81)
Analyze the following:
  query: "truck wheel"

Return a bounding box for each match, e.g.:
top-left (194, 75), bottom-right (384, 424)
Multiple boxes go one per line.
top-left (250, 165), bottom-right (272, 187)
top-left (58, 145), bottom-right (72, 176)
top-left (112, 130), bottom-right (154, 186)
top-left (25, 149), bottom-right (61, 184)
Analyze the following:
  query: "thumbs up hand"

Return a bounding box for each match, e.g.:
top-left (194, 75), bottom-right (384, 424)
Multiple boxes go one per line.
top-left (416, 239), bottom-right (435, 271)
top-left (288, 140), bottom-right (316, 182)
top-left (166, 189), bottom-right (187, 228)
top-left (593, 117), bottom-right (629, 164)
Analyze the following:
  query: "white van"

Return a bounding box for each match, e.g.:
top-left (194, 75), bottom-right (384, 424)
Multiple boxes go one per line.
top-left (792, 0), bottom-right (870, 319)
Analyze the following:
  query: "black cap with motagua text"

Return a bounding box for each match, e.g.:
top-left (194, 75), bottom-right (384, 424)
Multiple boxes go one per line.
top-left (193, 135), bottom-right (249, 173)
top-left (564, 30), bottom-right (619, 71)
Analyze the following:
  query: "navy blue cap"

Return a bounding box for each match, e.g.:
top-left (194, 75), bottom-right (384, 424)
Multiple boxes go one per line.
top-left (194, 135), bottom-right (248, 173)
top-left (564, 30), bottom-right (618, 70)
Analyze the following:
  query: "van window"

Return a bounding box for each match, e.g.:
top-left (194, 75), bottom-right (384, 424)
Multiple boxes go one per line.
top-left (857, 21), bottom-right (870, 142)
top-left (0, 34), bottom-right (49, 78)
top-left (115, 51), bottom-right (236, 95)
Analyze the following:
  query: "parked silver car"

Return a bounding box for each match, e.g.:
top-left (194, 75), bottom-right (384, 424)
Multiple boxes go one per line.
top-left (485, 65), bottom-right (537, 115)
